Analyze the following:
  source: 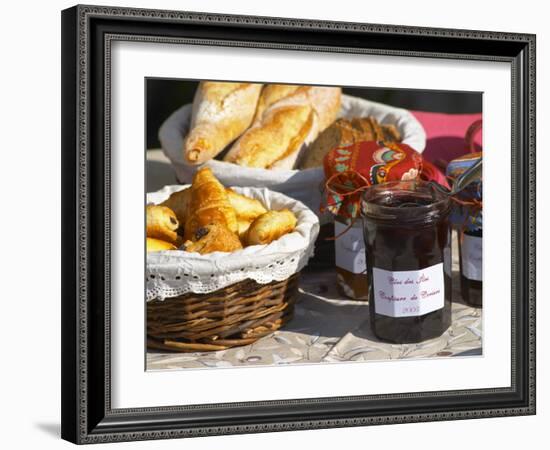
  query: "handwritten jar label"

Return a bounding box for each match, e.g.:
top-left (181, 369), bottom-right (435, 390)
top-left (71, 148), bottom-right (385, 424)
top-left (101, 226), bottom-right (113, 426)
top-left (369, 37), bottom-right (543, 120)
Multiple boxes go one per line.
top-left (373, 263), bottom-right (445, 317)
top-left (335, 221), bottom-right (366, 274)
top-left (461, 234), bottom-right (482, 281)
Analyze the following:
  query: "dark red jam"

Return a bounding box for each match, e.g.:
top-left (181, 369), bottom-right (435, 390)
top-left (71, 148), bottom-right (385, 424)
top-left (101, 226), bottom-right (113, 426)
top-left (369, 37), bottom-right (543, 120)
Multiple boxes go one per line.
top-left (362, 181), bottom-right (452, 344)
top-left (459, 229), bottom-right (482, 307)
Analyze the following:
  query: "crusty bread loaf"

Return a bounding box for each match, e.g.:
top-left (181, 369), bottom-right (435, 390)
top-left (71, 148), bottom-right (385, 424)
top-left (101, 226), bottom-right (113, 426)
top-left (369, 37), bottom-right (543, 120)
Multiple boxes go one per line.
top-left (224, 85), bottom-right (341, 169)
top-left (252, 84), bottom-right (303, 121)
top-left (183, 82), bottom-right (263, 165)
top-left (299, 117), bottom-right (402, 169)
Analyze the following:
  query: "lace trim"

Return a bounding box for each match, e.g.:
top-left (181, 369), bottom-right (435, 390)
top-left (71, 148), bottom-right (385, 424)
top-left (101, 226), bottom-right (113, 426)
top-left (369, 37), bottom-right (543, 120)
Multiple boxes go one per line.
top-left (146, 247), bottom-right (314, 301)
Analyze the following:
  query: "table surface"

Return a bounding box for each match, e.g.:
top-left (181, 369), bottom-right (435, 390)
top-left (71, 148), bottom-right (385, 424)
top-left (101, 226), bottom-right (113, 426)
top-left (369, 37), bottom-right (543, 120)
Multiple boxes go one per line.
top-left (147, 268), bottom-right (482, 370)
top-left (146, 149), bottom-right (482, 370)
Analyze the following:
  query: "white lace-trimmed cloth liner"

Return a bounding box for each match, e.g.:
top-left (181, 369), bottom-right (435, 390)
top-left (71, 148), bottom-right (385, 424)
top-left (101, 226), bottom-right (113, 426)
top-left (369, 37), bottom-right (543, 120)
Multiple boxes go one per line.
top-left (146, 185), bottom-right (320, 301)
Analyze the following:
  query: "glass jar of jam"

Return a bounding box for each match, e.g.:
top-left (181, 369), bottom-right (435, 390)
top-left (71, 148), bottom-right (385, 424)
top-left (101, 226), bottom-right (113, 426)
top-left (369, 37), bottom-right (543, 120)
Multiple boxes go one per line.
top-left (362, 180), bottom-right (452, 344)
top-left (446, 152), bottom-right (482, 307)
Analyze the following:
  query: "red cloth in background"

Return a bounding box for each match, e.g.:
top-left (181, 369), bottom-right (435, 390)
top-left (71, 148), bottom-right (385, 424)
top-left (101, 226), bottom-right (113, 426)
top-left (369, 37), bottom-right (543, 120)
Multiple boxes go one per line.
top-left (411, 111), bottom-right (483, 166)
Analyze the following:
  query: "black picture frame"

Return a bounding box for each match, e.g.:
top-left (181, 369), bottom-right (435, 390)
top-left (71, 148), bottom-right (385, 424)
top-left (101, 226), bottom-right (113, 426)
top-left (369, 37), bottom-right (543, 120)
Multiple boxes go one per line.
top-left (61, 4), bottom-right (536, 444)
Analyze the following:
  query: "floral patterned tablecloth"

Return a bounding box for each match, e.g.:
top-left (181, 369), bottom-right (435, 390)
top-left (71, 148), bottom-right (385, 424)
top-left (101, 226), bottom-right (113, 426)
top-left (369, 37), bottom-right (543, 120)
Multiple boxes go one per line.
top-left (147, 236), bottom-right (482, 370)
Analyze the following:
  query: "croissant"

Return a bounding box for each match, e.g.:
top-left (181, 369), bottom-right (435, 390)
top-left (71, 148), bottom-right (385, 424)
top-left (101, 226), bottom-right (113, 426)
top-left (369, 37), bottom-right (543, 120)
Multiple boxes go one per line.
top-left (246, 209), bottom-right (297, 246)
top-left (160, 186), bottom-right (267, 228)
top-left (226, 188), bottom-right (267, 221)
top-left (237, 219), bottom-right (253, 242)
top-left (160, 187), bottom-right (191, 226)
top-left (146, 205), bottom-right (179, 244)
top-left (183, 223), bottom-right (243, 254)
top-left (184, 167), bottom-right (238, 241)
top-left (147, 237), bottom-right (177, 252)
top-left (183, 82), bottom-right (263, 164)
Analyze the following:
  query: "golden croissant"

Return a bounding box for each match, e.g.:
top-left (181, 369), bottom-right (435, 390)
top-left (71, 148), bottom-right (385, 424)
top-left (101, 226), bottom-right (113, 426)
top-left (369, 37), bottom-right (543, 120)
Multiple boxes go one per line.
top-left (146, 205), bottom-right (179, 244)
top-left (184, 167), bottom-right (238, 241)
top-left (160, 188), bottom-right (191, 228)
top-left (246, 209), bottom-right (297, 246)
top-left (183, 223), bottom-right (243, 254)
top-left (146, 237), bottom-right (177, 252)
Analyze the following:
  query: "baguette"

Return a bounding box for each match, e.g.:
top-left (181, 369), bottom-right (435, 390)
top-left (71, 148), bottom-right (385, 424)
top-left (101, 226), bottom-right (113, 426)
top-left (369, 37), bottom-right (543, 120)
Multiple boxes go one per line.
top-left (224, 85), bottom-right (341, 169)
top-left (183, 82), bottom-right (263, 165)
top-left (252, 84), bottom-right (303, 121)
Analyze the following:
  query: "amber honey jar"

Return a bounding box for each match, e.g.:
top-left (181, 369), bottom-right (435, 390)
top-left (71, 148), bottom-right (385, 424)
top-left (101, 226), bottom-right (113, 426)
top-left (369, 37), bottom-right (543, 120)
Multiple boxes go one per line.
top-left (362, 180), bottom-right (452, 344)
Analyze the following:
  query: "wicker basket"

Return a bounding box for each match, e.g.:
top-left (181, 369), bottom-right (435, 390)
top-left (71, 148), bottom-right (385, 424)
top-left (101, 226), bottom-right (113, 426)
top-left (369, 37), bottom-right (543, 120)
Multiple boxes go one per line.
top-left (147, 273), bottom-right (300, 352)
top-left (159, 95), bottom-right (426, 213)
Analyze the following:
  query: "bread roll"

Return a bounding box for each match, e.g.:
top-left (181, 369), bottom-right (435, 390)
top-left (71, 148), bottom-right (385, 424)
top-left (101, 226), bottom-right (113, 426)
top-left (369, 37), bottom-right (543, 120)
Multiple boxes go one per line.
top-left (224, 85), bottom-right (341, 169)
top-left (184, 167), bottom-right (238, 240)
top-left (183, 223), bottom-right (243, 254)
top-left (184, 82), bottom-right (263, 164)
top-left (246, 209), bottom-right (297, 246)
top-left (147, 237), bottom-right (177, 252)
top-left (146, 205), bottom-right (179, 244)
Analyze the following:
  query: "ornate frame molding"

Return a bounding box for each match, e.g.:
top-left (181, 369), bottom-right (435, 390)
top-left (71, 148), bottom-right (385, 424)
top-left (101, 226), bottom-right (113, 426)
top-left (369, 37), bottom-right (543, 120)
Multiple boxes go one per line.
top-left (61, 4), bottom-right (536, 444)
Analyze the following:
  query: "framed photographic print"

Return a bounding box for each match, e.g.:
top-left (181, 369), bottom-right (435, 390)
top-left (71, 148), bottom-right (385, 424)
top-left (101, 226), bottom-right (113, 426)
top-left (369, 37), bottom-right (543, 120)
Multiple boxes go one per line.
top-left (61, 4), bottom-right (536, 444)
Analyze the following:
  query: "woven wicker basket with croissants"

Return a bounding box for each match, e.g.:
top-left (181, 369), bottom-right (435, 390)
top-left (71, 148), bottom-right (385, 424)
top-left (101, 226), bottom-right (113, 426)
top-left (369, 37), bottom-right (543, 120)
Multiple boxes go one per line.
top-left (146, 168), bottom-right (319, 352)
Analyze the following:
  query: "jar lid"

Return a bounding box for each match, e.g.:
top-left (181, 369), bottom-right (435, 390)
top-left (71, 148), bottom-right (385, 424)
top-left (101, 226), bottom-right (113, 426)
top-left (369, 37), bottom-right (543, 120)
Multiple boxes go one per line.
top-left (446, 152), bottom-right (482, 198)
top-left (322, 141), bottom-right (424, 219)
